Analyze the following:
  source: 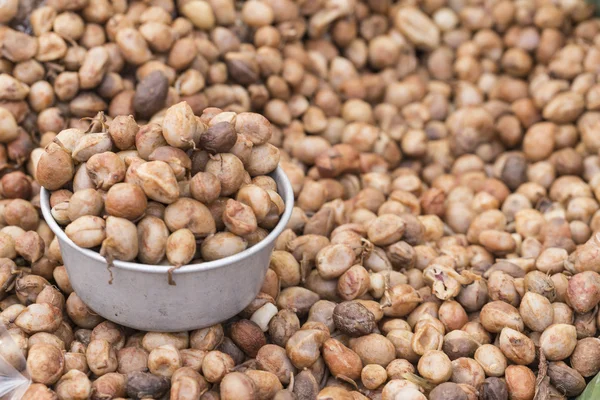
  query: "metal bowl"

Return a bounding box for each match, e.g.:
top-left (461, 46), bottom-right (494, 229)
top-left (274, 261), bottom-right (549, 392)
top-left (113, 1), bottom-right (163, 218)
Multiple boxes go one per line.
top-left (40, 167), bottom-right (293, 332)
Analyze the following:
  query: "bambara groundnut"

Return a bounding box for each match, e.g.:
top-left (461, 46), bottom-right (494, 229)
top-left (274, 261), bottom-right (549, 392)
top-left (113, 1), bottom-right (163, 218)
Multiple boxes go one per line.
top-left (12, 1), bottom-right (600, 397)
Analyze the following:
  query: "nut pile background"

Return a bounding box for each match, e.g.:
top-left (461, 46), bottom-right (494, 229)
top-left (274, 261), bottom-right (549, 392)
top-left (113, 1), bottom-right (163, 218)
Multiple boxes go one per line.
top-left (0, 0), bottom-right (599, 399)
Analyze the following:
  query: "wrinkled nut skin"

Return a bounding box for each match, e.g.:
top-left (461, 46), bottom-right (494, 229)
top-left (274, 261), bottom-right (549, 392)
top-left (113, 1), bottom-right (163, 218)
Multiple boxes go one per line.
top-left (202, 350), bottom-right (235, 383)
top-left (109, 115), bottom-right (139, 151)
top-left (36, 142), bottom-right (74, 190)
top-left (15, 303), bottom-right (62, 334)
top-left (135, 123), bottom-right (168, 160)
top-left (547, 361), bottom-right (586, 397)
top-left (429, 382), bottom-right (468, 400)
top-left (205, 153), bottom-right (245, 196)
top-left (164, 198), bottom-right (216, 237)
top-left (333, 301), bottom-right (376, 337)
top-left (86, 151), bottom-right (127, 191)
top-left (148, 146), bottom-right (191, 180)
top-left (91, 372), bottom-right (127, 400)
top-left (223, 199), bottom-right (258, 236)
top-left (130, 160), bottom-right (180, 204)
top-left (27, 343), bottom-right (65, 385)
top-left (21, 383), bottom-right (58, 400)
top-left (498, 328), bottom-right (536, 365)
top-left (234, 112), bottom-right (272, 145)
top-left (148, 344), bottom-right (183, 378)
top-left (55, 369), bottom-right (92, 400)
top-left (162, 101), bottom-right (200, 150)
top-left (86, 339), bottom-right (118, 376)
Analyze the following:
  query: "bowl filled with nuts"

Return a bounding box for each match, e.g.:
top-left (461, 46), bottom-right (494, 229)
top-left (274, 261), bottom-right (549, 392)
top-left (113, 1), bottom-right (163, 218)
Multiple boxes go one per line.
top-left (38, 105), bottom-right (293, 332)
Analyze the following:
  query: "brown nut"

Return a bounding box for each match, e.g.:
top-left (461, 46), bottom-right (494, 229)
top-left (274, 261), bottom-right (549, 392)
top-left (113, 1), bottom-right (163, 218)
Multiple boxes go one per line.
top-left (137, 216), bottom-right (169, 265)
top-left (230, 319), bottom-right (267, 357)
top-left (332, 301), bottom-right (376, 337)
top-left (201, 232), bottom-right (247, 261)
top-left (200, 121), bottom-right (237, 154)
top-left (498, 327), bottom-right (535, 365)
top-left (27, 343), bottom-right (65, 385)
top-left (55, 369), bottom-right (92, 400)
top-left (86, 339), bottom-right (118, 376)
top-left (205, 153), bottom-right (246, 196)
top-left (126, 371), bottom-right (170, 399)
top-left (129, 160), bottom-right (180, 204)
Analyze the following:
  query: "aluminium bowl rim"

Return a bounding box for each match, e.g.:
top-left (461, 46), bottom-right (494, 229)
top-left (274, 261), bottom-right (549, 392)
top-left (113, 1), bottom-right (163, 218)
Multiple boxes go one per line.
top-left (39, 166), bottom-right (294, 274)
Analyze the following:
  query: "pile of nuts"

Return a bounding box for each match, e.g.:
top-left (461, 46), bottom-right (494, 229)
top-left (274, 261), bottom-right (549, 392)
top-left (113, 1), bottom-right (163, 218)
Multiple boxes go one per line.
top-left (36, 105), bottom-right (282, 278)
top-left (0, 0), bottom-right (599, 399)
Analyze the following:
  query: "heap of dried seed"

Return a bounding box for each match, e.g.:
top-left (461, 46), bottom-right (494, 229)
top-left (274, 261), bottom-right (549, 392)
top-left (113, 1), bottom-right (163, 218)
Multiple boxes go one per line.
top-left (0, 0), bottom-right (598, 399)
